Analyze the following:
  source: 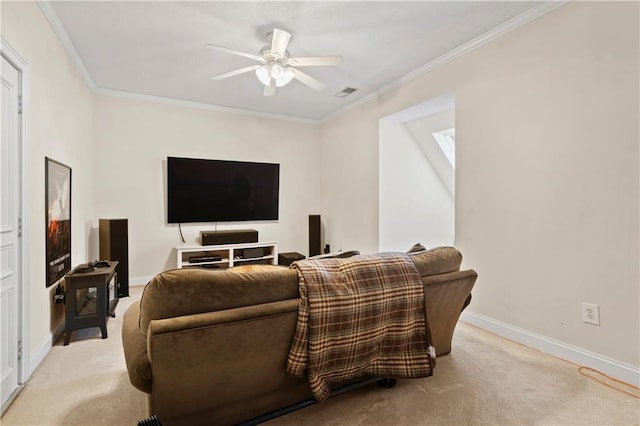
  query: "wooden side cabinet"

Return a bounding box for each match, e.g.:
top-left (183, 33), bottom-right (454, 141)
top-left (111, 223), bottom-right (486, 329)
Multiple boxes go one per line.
top-left (63, 262), bottom-right (118, 346)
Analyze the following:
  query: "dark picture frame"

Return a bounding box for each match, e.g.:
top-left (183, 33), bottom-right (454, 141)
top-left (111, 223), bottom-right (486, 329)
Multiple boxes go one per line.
top-left (45, 157), bottom-right (71, 287)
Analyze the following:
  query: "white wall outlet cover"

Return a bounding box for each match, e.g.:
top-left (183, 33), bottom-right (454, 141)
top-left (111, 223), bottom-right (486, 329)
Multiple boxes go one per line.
top-left (581, 302), bottom-right (600, 326)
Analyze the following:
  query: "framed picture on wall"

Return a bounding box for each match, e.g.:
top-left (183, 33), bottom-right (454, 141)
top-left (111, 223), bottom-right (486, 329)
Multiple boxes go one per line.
top-left (45, 157), bottom-right (72, 287)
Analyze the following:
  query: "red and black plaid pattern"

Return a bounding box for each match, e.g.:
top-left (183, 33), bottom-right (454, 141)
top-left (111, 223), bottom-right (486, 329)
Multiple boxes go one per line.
top-left (287, 252), bottom-right (433, 401)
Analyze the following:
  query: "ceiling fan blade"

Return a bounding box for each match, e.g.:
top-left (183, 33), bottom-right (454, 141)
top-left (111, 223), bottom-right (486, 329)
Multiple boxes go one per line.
top-left (263, 79), bottom-right (276, 97)
top-left (288, 56), bottom-right (343, 67)
top-left (293, 69), bottom-right (325, 91)
top-left (205, 44), bottom-right (262, 61)
top-left (271, 28), bottom-right (291, 58)
top-left (212, 65), bottom-right (261, 80)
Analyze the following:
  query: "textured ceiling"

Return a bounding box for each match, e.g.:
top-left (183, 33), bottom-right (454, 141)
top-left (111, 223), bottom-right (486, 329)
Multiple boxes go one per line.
top-left (46, 1), bottom-right (547, 121)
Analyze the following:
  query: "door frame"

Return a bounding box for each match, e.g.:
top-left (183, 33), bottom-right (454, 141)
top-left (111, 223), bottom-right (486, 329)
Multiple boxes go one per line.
top-left (1, 37), bottom-right (30, 386)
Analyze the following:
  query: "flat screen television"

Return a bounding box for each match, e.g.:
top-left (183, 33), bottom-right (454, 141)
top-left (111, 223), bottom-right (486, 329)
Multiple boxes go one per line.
top-left (167, 156), bottom-right (279, 223)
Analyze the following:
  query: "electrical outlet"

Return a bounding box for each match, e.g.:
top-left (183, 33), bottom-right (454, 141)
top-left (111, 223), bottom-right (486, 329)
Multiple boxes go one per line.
top-left (581, 302), bottom-right (600, 325)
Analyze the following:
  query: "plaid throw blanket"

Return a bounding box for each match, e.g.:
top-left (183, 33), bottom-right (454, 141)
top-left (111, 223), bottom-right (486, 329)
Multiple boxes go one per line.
top-left (287, 252), bottom-right (433, 401)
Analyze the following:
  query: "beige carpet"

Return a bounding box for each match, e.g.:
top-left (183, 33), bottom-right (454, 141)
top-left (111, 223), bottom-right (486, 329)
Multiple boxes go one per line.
top-left (2, 287), bottom-right (638, 426)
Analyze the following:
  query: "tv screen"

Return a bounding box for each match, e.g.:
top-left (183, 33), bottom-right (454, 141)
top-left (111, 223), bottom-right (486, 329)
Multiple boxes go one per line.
top-left (167, 157), bottom-right (279, 223)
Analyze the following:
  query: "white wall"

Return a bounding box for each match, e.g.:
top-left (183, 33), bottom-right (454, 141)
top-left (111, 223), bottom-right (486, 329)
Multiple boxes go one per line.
top-left (379, 118), bottom-right (454, 251)
top-left (92, 95), bottom-right (321, 282)
top-left (2, 2), bottom-right (96, 368)
top-left (320, 103), bottom-right (381, 254)
top-left (456, 2), bottom-right (638, 368)
top-left (320, 2), bottom-right (639, 369)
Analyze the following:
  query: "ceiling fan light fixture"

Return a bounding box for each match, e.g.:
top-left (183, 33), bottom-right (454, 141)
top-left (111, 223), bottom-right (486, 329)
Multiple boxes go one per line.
top-left (275, 66), bottom-right (295, 87)
top-left (270, 63), bottom-right (284, 78)
top-left (255, 65), bottom-right (271, 86)
top-left (256, 63), bottom-right (294, 88)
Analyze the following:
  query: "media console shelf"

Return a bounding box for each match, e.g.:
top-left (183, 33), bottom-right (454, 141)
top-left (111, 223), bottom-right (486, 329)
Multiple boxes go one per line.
top-left (176, 241), bottom-right (278, 269)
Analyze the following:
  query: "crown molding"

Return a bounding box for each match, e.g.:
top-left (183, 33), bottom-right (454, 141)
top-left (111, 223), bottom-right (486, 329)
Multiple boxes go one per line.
top-left (320, 1), bottom-right (569, 123)
top-left (93, 87), bottom-right (319, 124)
top-left (39, 0), bottom-right (318, 124)
top-left (37, 0), bottom-right (567, 125)
top-left (37, 0), bottom-right (96, 90)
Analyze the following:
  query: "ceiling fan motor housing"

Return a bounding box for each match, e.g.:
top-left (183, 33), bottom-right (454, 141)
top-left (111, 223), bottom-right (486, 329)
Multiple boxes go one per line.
top-left (258, 45), bottom-right (289, 62)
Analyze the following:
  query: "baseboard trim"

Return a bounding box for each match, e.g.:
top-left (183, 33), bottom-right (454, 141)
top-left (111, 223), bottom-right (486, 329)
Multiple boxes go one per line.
top-left (460, 311), bottom-right (640, 387)
top-left (28, 320), bottom-right (65, 378)
top-left (28, 333), bottom-right (51, 378)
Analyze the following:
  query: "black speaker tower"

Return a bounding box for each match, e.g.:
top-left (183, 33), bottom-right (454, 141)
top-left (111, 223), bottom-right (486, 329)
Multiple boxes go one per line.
top-left (309, 214), bottom-right (321, 257)
top-left (99, 218), bottom-right (129, 297)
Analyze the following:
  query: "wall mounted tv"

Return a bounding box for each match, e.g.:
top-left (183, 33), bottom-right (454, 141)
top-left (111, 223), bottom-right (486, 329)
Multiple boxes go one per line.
top-left (167, 156), bottom-right (280, 223)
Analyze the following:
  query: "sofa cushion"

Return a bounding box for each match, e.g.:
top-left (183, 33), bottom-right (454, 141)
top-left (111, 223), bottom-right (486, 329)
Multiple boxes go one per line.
top-left (139, 267), bottom-right (299, 335)
top-left (408, 246), bottom-right (462, 277)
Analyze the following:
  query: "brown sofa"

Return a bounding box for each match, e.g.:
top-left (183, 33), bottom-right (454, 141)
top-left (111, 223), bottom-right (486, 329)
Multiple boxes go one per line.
top-left (122, 247), bottom-right (477, 425)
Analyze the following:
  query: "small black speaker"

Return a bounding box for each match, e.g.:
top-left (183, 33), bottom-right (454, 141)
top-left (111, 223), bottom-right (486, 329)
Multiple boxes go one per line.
top-left (99, 218), bottom-right (129, 297)
top-left (309, 214), bottom-right (321, 257)
top-left (278, 252), bottom-right (305, 266)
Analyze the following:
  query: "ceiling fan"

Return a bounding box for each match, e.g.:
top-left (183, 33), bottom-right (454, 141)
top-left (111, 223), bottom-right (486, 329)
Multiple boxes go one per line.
top-left (207, 28), bottom-right (342, 96)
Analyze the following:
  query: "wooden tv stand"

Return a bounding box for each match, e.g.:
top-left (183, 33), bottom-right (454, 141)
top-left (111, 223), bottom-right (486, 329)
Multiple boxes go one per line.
top-left (176, 241), bottom-right (278, 269)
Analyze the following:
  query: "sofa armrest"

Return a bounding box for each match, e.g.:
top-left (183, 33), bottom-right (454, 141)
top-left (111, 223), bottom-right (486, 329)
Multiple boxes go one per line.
top-left (122, 302), bottom-right (152, 394)
top-left (423, 269), bottom-right (477, 356)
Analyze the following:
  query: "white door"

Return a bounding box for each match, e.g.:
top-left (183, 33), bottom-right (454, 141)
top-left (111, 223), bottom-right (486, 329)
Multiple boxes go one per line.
top-left (1, 54), bottom-right (22, 408)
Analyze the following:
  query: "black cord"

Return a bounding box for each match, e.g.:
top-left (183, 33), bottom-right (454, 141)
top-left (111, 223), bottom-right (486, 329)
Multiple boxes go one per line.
top-left (178, 223), bottom-right (185, 243)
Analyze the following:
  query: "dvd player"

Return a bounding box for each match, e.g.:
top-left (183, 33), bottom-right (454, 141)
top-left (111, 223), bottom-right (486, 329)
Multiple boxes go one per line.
top-left (189, 255), bottom-right (222, 263)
